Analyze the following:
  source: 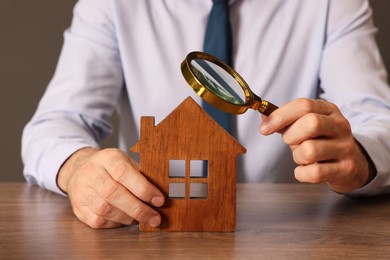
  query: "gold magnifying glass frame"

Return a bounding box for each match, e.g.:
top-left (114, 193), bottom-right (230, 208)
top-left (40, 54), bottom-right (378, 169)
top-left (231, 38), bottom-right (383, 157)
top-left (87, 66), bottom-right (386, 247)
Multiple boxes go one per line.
top-left (181, 51), bottom-right (277, 116)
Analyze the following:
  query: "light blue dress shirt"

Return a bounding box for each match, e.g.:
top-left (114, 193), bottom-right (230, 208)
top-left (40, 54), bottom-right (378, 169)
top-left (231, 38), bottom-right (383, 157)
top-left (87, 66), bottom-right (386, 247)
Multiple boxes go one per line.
top-left (22, 0), bottom-right (390, 196)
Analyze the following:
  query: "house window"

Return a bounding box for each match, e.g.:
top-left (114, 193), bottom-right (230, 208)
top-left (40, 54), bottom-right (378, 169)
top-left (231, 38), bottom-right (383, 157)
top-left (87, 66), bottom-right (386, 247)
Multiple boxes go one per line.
top-left (169, 160), bottom-right (186, 178)
top-left (190, 183), bottom-right (208, 199)
top-left (190, 160), bottom-right (207, 178)
top-left (168, 183), bottom-right (185, 198)
top-left (168, 160), bottom-right (208, 199)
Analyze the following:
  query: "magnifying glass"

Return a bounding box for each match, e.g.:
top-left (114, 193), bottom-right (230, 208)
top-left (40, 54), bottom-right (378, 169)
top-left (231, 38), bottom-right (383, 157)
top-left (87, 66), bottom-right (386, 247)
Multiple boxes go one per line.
top-left (181, 51), bottom-right (278, 116)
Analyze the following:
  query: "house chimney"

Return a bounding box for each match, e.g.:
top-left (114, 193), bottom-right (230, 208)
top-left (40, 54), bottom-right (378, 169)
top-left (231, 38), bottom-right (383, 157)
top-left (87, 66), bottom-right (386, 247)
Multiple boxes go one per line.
top-left (140, 116), bottom-right (155, 139)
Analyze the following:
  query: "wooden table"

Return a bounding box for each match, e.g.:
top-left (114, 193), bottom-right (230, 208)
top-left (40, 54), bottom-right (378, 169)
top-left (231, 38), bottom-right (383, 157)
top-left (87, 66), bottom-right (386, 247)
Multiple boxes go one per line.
top-left (1, 183), bottom-right (389, 259)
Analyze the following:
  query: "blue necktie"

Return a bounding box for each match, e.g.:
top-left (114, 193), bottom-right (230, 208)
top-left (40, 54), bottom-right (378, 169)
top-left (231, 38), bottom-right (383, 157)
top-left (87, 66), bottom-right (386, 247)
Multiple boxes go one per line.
top-left (202, 0), bottom-right (232, 133)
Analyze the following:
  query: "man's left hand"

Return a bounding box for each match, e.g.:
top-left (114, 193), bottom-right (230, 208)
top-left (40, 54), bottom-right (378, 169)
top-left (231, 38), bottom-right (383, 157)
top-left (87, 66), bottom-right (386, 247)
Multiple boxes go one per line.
top-left (259, 98), bottom-right (371, 193)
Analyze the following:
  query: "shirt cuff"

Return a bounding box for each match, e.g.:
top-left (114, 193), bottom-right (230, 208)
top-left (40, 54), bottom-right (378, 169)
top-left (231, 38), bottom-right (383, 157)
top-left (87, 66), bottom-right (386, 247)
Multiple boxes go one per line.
top-left (346, 133), bottom-right (390, 196)
top-left (39, 142), bottom-right (98, 196)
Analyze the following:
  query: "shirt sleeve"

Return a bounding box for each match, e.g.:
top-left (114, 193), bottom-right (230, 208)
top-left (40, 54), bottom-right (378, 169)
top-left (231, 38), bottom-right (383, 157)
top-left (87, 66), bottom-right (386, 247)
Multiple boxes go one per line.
top-left (21, 0), bottom-right (123, 194)
top-left (320, 0), bottom-right (390, 196)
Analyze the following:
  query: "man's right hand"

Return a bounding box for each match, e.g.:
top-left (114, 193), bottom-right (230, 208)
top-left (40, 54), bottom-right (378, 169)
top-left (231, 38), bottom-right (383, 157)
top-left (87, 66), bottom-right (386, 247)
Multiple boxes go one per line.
top-left (57, 147), bottom-right (165, 229)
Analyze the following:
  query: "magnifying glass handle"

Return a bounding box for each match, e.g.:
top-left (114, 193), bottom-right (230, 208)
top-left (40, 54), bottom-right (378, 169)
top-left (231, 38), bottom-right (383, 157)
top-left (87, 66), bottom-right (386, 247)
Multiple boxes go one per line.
top-left (259, 100), bottom-right (278, 116)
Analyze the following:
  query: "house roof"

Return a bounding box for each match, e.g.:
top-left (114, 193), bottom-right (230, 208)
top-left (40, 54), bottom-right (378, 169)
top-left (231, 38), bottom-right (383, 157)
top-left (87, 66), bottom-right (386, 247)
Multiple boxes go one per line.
top-left (131, 97), bottom-right (246, 155)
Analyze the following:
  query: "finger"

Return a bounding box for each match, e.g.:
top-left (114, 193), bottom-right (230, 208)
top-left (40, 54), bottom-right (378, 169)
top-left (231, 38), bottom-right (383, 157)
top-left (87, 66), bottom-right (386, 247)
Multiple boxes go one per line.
top-left (87, 191), bottom-right (136, 225)
top-left (76, 203), bottom-right (124, 229)
top-left (260, 99), bottom-right (335, 135)
top-left (68, 189), bottom-right (125, 229)
top-left (281, 113), bottom-right (339, 145)
top-left (101, 149), bottom-right (164, 207)
top-left (291, 138), bottom-right (352, 165)
top-left (294, 158), bottom-right (357, 189)
top-left (93, 173), bottom-right (162, 227)
top-left (294, 162), bottom-right (334, 184)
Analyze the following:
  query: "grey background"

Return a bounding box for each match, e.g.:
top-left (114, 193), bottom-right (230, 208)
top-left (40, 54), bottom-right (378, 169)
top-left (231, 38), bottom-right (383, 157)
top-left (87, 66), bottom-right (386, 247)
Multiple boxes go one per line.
top-left (1, 1), bottom-right (389, 182)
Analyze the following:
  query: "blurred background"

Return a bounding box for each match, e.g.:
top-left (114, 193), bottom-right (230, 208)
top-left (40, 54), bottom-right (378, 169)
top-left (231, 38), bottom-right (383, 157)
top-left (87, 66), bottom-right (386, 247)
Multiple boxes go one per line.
top-left (1, 1), bottom-right (389, 182)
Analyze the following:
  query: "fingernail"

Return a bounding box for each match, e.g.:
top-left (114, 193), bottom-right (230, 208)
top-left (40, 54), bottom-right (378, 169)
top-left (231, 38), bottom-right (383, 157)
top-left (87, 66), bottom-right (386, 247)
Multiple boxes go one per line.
top-left (260, 122), bottom-right (271, 135)
top-left (148, 215), bottom-right (161, 227)
top-left (151, 196), bottom-right (164, 207)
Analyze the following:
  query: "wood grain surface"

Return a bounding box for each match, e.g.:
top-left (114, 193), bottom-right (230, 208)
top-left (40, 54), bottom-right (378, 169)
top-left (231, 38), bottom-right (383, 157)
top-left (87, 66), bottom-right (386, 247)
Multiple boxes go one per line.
top-left (1, 183), bottom-right (389, 259)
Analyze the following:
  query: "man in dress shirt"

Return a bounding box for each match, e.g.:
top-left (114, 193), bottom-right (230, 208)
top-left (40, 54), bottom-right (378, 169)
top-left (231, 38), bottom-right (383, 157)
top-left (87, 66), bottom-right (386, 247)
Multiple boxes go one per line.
top-left (22, 0), bottom-right (390, 228)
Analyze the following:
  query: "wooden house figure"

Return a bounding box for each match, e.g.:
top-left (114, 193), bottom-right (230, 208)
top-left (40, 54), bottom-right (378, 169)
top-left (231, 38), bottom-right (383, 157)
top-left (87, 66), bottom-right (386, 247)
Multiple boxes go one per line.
top-left (131, 97), bottom-right (246, 232)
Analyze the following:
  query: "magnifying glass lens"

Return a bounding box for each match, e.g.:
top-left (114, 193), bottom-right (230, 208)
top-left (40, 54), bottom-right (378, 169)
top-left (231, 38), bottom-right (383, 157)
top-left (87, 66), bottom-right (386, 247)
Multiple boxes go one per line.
top-left (190, 59), bottom-right (246, 105)
top-left (182, 51), bottom-right (278, 116)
